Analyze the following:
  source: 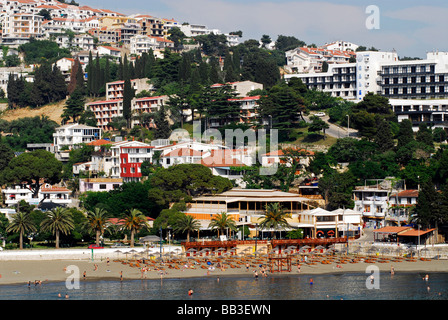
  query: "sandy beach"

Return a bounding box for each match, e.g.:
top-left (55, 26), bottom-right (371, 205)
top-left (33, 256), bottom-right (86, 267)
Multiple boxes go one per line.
top-left (0, 249), bottom-right (447, 286)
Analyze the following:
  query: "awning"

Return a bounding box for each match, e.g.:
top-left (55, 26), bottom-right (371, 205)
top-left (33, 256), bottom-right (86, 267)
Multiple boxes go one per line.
top-left (373, 226), bottom-right (411, 234)
top-left (399, 228), bottom-right (436, 237)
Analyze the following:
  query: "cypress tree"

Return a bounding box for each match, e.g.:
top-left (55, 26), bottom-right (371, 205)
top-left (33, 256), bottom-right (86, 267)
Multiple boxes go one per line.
top-left (122, 76), bottom-right (134, 129)
top-left (104, 58), bottom-right (111, 84)
top-left (7, 73), bottom-right (18, 108)
top-left (117, 59), bottom-right (123, 81)
top-left (87, 51), bottom-right (93, 96)
top-left (94, 53), bottom-right (101, 96)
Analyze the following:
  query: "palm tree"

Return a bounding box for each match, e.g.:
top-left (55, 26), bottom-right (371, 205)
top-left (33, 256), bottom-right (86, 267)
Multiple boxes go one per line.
top-left (40, 207), bottom-right (75, 249)
top-left (173, 214), bottom-right (200, 242)
top-left (6, 212), bottom-right (36, 249)
top-left (85, 207), bottom-right (110, 246)
top-left (122, 208), bottom-right (148, 247)
top-left (208, 212), bottom-right (237, 238)
top-left (259, 203), bottom-right (291, 239)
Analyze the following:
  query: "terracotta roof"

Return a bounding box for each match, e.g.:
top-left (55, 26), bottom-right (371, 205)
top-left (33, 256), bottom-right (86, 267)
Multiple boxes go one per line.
top-left (87, 139), bottom-right (111, 146)
top-left (99, 46), bottom-right (121, 52)
top-left (41, 186), bottom-right (70, 193)
top-left (397, 190), bottom-right (419, 198)
top-left (162, 148), bottom-right (203, 158)
top-left (399, 228), bottom-right (436, 237)
top-left (197, 150), bottom-right (245, 167)
top-left (373, 226), bottom-right (411, 234)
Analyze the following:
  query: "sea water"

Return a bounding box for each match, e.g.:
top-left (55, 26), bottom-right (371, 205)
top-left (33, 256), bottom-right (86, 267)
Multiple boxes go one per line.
top-left (0, 272), bottom-right (447, 300)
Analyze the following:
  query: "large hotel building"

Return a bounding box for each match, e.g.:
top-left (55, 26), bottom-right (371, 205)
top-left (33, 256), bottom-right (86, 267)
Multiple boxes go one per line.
top-left (285, 50), bottom-right (448, 131)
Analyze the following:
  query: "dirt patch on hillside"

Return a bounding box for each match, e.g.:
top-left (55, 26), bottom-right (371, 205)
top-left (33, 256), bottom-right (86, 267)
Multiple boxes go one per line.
top-left (0, 100), bottom-right (67, 123)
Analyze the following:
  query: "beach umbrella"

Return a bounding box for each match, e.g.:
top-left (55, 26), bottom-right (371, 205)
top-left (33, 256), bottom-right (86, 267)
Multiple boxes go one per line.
top-left (123, 251), bottom-right (131, 262)
top-left (420, 247), bottom-right (430, 259)
top-left (113, 250), bottom-right (122, 261)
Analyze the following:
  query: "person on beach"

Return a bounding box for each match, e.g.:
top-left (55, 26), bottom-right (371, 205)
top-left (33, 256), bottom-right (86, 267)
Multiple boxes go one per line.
top-left (188, 288), bottom-right (194, 296)
top-left (106, 257), bottom-right (110, 266)
top-left (309, 278), bottom-right (313, 285)
top-left (391, 266), bottom-right (395, 275)
top-left (83, 271), bottom-right (86, 280)
top-left (297, 264), bottom-right (301, 273)
top-left (119, 271), bottom-right (123, 282)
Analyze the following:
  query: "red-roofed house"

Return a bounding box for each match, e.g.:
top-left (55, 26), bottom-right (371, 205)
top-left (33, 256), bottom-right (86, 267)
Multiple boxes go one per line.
top-left (196, 149), bottom-right (246, 181)
top-left (160, 148), bottom-right (205, 168)
top-left (2, 183), bottom-right (72, 207)
top-left (261, 148), bottom-right (315, 168)
top-left (97, 45), bottom-right (122, 58)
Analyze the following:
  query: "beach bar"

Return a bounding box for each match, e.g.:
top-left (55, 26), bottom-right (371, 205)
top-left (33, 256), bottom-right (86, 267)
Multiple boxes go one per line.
top-left (373, 226), bottom-right (437, 245)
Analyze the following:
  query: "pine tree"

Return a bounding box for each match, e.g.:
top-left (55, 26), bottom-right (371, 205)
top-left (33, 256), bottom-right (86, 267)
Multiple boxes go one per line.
top-left (223, 52), bottom-right (236, 82)
top-left (374, 119), bottom-right (394, 152)
top-left (209, 57), bottom-right (222, 84)
top-left (50, 64), bottom-right (68, 102)
top-left (198, 60), bottom-right (209, 85)
top-left (62, 88), bottom-right (86, 123)
top-left (154, 103), bottom-right (171, 139)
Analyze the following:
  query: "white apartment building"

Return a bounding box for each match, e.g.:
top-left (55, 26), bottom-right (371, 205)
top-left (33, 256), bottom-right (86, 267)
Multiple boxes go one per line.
top-left (2, 183), bottom-right (72, 207)
top-left (378, 51), bottom-right (448, 100)
top-left (105, 78), bottom-right (152, 100)
top-left (1, 12), bottom-right (44, 44)
top-left (53, 123), bottom-right (102, 161)
top-left (109, 140), bottom-right (154, 182)
top-left (85, 95), bottom-right (168, 131)
top-left (52, 33), bottom-right (95, 51)
top-left (285, 63), bottom-right (357, 100)
top-left (352, 178), bottom-right (407, 228)
top-left (96, 45), bottom-right (121, 59)
top-left (129, 34), bottom-right (174, 55)
top-left (285, 47), bottom-right (356, 73)
top-left (390, 98), bottom-right (448, 132)
top-left (43, 17), bottom-right (86, 33)
top-left (180, 23), bottom-right (239, 46)
top-left (284, 50), bottom-right (399, 101)
top-left (321, 41), bottom-right (359, 52)
top-left (355, 51), bottom-right (399, 101)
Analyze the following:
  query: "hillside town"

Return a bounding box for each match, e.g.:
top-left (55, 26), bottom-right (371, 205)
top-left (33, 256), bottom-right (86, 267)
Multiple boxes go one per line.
top-left (0, 0), bottom-right (447, 263)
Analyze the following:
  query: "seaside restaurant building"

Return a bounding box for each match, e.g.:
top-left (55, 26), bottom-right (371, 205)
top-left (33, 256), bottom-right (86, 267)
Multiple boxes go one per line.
top-left (181, 189), bottom-right (359, 240)
top-left (183, 189), bottom-right (315, 239)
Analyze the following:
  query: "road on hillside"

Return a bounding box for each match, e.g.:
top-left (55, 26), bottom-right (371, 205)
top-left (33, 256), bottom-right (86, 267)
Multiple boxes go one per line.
top-left (304, 113), bottom-right (358, 139)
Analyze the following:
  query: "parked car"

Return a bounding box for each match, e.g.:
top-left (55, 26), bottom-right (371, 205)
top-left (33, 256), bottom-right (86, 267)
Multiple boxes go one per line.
top-left (111, 243), bottom-right (130, 248)
top-left (315, 112), bottom-right (326, 117)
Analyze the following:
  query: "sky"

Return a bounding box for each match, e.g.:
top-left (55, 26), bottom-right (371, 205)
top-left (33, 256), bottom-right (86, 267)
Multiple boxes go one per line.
top-left (80, 0), bottom-right (448, 58)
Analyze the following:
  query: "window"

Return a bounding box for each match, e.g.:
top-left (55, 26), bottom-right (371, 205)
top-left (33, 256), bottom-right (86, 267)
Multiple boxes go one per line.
top-left (99, 184), bottom-right (107, 190)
